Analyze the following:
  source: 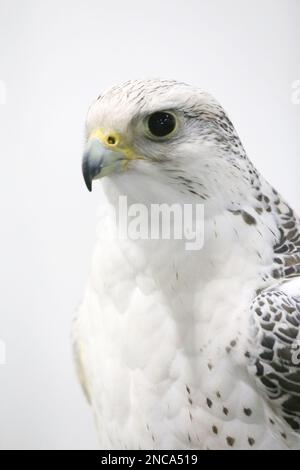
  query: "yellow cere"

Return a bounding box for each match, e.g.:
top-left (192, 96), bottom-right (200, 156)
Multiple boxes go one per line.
top-left (89, 128), bottom-right (144, 170)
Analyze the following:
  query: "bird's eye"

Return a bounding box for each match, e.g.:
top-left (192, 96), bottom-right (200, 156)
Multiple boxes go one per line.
top-left (146, 112), bottom-right (177, 138)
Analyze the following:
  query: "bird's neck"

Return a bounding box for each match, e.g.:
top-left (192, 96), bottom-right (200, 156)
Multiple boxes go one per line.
top-left (99, 173), bottom-right (280, 292)
top-left (90, 174), bottom-right (286, 351)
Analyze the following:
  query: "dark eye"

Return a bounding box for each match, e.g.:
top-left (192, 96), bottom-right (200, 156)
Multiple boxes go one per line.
top-left (147, 112), bottom-right (176, 138)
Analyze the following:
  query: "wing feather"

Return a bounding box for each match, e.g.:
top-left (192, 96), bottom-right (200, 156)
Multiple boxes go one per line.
top-left (249, 279), bottom-right (300, 432)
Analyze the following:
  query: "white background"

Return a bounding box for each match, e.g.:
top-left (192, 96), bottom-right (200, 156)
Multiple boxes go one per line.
top-left (0, 0), bottom-right (299, 450)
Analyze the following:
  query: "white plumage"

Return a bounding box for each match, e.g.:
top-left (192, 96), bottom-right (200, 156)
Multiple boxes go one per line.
top-left (74, 79), bottom-right (300, 449)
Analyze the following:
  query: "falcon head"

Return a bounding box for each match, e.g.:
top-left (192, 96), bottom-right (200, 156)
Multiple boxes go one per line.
top-left (83, 79), bottom-right (254, 206)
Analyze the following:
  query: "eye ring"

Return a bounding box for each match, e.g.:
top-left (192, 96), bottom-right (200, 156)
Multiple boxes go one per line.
top-left (145, 111), bottom-right (177, 139)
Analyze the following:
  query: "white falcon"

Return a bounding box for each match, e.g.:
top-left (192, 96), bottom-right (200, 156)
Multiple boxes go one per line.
top-left (74, 79), bottom-right (300, 449)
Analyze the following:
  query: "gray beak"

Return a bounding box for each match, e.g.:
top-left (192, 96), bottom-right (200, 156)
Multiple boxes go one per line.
top-left (82, 139), bottom-right (124, 191)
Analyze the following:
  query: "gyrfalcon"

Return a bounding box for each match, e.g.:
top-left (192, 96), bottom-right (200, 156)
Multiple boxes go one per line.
top-left (74, 79), bottom-right (300, 449)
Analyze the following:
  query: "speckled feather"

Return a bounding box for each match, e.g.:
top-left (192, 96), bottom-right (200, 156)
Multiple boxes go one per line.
top-left (74, 79), bottom-right (300, 449)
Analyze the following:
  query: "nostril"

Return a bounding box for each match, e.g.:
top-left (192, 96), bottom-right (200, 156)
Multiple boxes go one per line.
top-left (107, 135), bottom-right (116, 145)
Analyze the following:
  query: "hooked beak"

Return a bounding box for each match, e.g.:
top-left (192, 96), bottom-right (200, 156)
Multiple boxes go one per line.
top-left (82, 138), bottom-right (125, 191)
